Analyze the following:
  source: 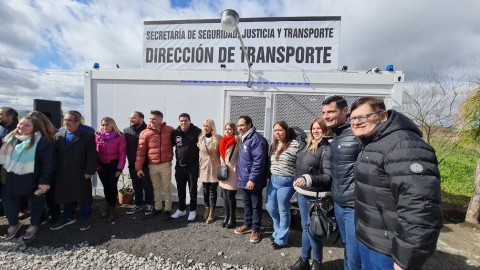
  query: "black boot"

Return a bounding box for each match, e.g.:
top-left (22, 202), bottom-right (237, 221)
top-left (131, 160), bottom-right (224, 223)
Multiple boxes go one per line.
top-left (222, 209), bottom-right (229, 227)
top-left (225, 198), bottom-right (236, 229)
top-left (289, 257), bottom-right (311, 270)
top-left (311, 261), bottom-right (321, 270)
top-left (226, 212), bottom-right (236, 229)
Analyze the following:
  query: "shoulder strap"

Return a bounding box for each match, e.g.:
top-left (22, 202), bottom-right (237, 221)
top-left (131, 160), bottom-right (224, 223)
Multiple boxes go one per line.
top-left (228, 143), bottom-right (236, 161)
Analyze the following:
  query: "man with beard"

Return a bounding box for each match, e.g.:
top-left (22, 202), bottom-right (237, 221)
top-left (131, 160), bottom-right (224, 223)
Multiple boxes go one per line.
top-left (124, 111), bottom-right (154, 216)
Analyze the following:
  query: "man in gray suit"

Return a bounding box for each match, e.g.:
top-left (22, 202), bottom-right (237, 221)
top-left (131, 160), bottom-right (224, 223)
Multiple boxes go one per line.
top-left (50, 111), bottom-right (98, 231)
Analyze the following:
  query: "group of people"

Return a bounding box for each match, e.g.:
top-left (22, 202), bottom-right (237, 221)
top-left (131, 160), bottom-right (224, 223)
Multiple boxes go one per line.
top-left (0, 94), bottom-right (443, 270)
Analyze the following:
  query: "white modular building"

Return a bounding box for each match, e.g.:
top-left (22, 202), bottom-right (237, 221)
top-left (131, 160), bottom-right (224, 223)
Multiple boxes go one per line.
top-left (84, 15), bottom-right (405, 202)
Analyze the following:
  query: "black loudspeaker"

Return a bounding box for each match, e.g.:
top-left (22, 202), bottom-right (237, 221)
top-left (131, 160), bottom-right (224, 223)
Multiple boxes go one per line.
top-left (33, 99), bottom-right (62, 129)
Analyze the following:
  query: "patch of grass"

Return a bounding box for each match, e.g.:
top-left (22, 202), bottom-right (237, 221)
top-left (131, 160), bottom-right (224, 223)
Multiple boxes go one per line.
top-left (438, 145), bottom-right (480, 206)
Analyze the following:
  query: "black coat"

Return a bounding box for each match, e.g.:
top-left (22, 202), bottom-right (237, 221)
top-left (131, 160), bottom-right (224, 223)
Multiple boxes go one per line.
top-left (294, 137), bottom-right (332, 195)
top-left (330, 122), bottom-right (362, 208)
top-left (355, 110), bottom-right (443, 269)
top-left (3, 138), bottom-right (57, 196)
top-left (124, 122), bottom-right (147, 170)
top-left (54, 129), bottom-right (98, 203)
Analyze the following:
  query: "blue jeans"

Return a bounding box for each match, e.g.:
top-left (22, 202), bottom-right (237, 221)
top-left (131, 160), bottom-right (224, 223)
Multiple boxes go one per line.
top-left (334, 202), bottom-right (361, 270)
top-left (359, 242), bottom-right (393, 270)
top-left (242, 188), bottom-right (263, 232)
top-left (298, 193), bottom-right (323, 262)
top-left (63, 198), bottom-right (92, 222)
top-left (266, 174), bottom-right (295, 246)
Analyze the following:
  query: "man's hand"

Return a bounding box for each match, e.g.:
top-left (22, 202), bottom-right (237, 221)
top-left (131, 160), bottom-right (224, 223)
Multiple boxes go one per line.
top-left (394, 263), bottom-right (403, 270)
top-left (137, 170), bottom-right (144, 178)
top-left (246, 180), bottom-right (255, 190)
top-left (115, 171), bottom-right (122, 178)
top-left (84, 174), bottom-right (92, 180)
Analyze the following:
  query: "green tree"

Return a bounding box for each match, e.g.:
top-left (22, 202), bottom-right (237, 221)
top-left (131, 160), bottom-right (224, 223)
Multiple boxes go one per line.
top-left (458, 89), bottom-right (480, 144)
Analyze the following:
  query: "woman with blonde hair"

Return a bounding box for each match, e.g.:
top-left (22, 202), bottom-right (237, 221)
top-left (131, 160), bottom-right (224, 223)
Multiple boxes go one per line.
top-left (197, 119), bottom-right (222, 224)
top-left (0, 115), bottom-right (57, 240)
top-left (95, 116), bottom-right (126, 221)
top-left (218, 122), bottom-right (241, 228)
top-left (289, 117), bottom-right (332, 270)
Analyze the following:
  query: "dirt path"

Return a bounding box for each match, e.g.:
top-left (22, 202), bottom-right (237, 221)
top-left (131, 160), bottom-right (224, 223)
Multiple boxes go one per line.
top-left (2, 200), bottom-right (479, 269)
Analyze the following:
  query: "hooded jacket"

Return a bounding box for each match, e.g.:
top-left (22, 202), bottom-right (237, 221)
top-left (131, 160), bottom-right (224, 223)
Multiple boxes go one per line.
top-left (355, 110), bottom-right (443, 270)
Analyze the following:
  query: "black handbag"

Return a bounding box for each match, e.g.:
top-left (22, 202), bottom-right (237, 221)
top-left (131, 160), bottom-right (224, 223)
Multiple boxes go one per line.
top-left (217, 143), bottom-right (236, 181)
top-left (308, 194), bottom-right (340, 245)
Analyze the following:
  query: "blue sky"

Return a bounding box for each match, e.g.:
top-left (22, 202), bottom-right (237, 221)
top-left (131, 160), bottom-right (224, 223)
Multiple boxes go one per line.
top-left (0, 0), bottom-right (479, 112)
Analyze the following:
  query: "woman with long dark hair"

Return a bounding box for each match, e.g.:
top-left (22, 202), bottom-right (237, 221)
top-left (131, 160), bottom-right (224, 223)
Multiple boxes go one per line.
top-left (266, 120), bottom-right (299, 249)
top-left (218, 122), bottom-right (241, 228)
top-left (289, 117), bottom-right (332, 270)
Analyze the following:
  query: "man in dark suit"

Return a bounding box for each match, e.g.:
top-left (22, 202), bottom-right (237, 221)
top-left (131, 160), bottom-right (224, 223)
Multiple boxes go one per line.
top-left (0, 107), bottom-right (19, 216)
top-left (50, 111), bottom-right (98, 231)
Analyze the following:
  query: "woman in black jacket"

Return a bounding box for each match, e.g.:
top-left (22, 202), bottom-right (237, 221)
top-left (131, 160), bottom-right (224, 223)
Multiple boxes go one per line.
top-left (289, 117), bottom-right (332, 270)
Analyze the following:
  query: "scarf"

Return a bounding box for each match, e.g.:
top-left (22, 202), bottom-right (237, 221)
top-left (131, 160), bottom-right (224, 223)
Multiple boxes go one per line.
top-left (97, 131), bottom-right (117, 142)
top-left (219, 135), bottom-right (237, 159)
top-left (0, 131), bottom-right (41, 175)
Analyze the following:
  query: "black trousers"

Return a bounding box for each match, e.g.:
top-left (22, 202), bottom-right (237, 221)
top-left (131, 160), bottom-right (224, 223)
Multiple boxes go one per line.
top-left (175, 166), bottom-right (198, 211)
top-left (98, 160), bottom-right (120, 206)
top-left (129, 167), bottom-right (154, 206)
top-left (202, 182), bottom-right (218, 209)
top-left (223, 188), bottom-right (237, 216)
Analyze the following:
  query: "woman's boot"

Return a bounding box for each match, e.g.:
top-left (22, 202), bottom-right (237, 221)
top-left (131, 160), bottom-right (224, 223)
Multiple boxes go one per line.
top-left (225, 197), bottom-right (236, 228)
top-left (222, 205), bottom-right (230, 227)
top-left (204, 207), bottom-right (210, 221)
top-left (206, 208), bottom-right (216, 224)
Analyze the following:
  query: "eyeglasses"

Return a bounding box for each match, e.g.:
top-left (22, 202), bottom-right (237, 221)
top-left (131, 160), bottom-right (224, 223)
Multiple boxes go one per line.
top-left (350, 111), bottom-right (385, 123)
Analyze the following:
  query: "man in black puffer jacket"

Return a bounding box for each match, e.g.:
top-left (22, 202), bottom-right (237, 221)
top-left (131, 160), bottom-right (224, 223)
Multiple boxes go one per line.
top-left (350, 97), bottom-right (442, 270)
top-left (322, 96), bottom-right (362, 270)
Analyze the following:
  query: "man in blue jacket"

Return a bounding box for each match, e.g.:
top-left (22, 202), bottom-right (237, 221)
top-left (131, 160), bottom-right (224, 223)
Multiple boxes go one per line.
top-left (233, 115), bottom-right (269, 243)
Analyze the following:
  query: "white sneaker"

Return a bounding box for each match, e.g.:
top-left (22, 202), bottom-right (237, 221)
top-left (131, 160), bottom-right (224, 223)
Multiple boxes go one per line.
top-left (188, 210), bottom-right (196, 221)
top-left (171, 209), bottom-right (186, 219)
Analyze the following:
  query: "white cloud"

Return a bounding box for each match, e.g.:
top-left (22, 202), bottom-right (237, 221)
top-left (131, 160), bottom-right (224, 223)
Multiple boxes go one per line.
top-left (0, 0), bottom-right (479, 113)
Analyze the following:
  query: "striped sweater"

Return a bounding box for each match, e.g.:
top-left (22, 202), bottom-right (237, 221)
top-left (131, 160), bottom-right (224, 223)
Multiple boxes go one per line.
top-left (270, 139), bottom-right (299, 176)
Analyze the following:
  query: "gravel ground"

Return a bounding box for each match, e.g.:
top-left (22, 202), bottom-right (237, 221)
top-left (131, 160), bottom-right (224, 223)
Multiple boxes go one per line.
top-left (1, 198), bottom-right (479, 270)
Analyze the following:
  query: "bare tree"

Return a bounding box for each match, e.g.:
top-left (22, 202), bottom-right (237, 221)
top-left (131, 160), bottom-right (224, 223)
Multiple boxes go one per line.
top-left (402, 68), bottom-right (471, 164)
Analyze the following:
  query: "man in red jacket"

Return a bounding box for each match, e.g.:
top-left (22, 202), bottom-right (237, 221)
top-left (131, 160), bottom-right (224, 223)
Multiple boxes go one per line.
top-left (135, 110), bottom-right (174, 218)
